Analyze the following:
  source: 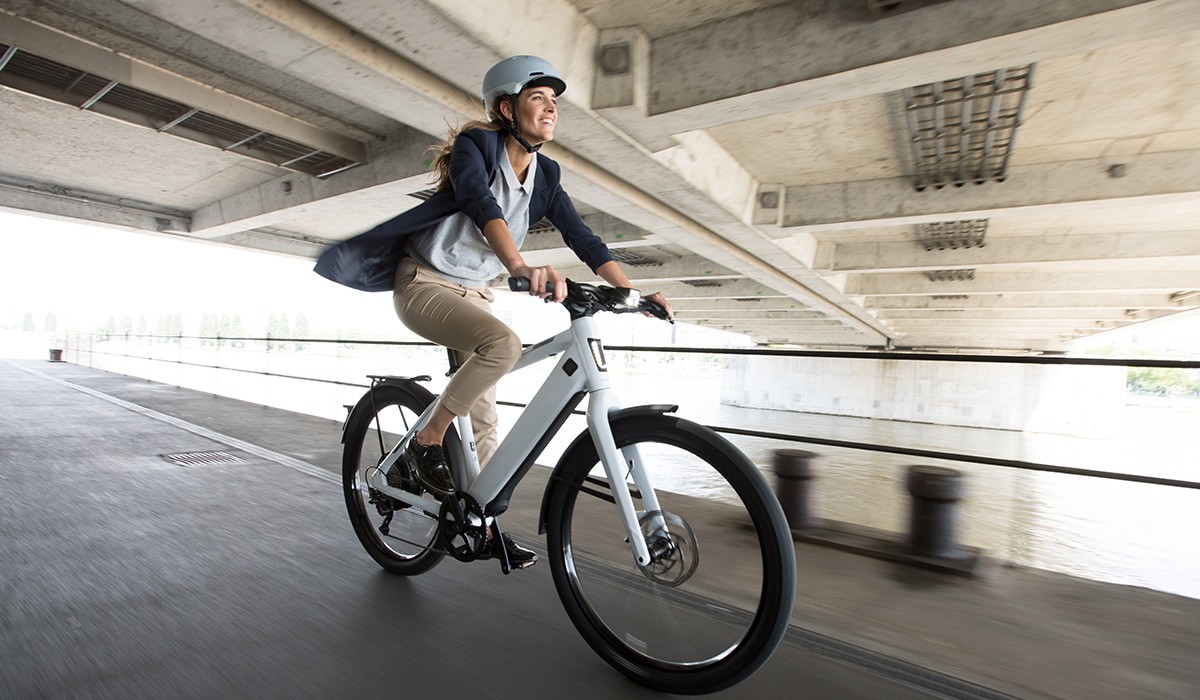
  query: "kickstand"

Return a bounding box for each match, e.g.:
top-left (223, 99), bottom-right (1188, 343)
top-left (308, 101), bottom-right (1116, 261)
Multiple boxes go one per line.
top-left (490, 521), bottom-right (512, 575)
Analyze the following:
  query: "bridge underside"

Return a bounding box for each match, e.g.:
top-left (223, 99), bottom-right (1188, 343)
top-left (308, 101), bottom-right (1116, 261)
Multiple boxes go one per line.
top-left (1, 0), bottom-right (1198, 351)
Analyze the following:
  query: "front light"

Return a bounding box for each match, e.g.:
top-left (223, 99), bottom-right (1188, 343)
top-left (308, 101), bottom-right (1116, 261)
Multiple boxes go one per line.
top-left (588, 338), bottom-right (608, 371)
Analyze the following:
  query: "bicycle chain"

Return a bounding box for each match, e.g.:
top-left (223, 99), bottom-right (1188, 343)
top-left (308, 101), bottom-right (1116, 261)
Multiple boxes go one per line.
top-left (370, 486), bottom-right (448, 554)
top-left (371, 488), bottom-right (489, 560)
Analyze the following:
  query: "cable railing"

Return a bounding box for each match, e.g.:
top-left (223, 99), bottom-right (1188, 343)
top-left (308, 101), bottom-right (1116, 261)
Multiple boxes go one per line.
top-left (63, 331), bottom-right (1200, 491)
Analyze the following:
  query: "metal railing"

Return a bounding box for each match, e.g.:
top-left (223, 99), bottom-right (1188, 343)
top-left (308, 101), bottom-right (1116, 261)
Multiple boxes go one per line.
top-left (64, 331), bottom-right (1200, 491)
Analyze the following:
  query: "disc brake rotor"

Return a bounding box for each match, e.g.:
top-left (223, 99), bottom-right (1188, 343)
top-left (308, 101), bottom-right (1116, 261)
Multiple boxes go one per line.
top-left (636, 510), bottom-right (699, 586)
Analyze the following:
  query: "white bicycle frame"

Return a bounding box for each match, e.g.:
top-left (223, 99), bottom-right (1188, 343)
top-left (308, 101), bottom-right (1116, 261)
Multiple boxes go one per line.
top-left (364, 312), bottom-right (664, 566)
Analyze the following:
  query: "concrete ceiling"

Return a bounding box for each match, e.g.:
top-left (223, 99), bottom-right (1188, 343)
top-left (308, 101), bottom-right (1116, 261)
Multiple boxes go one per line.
top-left (1, 0), bottom-right (1198, 351)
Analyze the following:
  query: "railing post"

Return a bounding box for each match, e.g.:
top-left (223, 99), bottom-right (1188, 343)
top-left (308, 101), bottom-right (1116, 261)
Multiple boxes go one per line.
top-left (772, 449), bottom-right (819, 530)
top-left (906, 465), bottom-right (966, 559)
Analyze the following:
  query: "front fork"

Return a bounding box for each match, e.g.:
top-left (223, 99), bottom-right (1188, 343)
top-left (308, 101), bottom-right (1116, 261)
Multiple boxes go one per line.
top-left (586, 391), bottom-right (664, 567)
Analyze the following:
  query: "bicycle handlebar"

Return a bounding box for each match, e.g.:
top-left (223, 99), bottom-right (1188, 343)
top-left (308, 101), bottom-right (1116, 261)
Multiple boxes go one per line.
top-left (507, 277), bottom-right (672, 323)
top-left (507, 277), bottom-right (548, 294)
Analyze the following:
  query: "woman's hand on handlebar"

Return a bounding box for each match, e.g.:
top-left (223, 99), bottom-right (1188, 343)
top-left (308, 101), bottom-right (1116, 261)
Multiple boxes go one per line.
top-left (513, 264), bottom-right (566, 303)
top-left (644, 291), bottom-right (673, 322)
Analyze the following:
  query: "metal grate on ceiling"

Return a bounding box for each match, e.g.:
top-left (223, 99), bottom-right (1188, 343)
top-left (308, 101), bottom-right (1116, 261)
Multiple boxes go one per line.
top-left (925, 269), bottom-right (976, 282)
top-left (610, 249), bottom-right (661, 267)
top-left (900, 65), bottom-right (1034, 191)
top-left (0, 43), bottom-right (360, 179)
top-left (916, 219), bottom-right (988, 251)
top-left (681, 279), bottom-right (723, 287)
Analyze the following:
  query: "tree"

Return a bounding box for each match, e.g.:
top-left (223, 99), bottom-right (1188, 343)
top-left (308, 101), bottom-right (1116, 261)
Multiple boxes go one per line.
top-left (199, 313), bottom-right (219, 345)
top-left (44, 313), bottom-right (57, 332)
top-left (230, 314), bottom-right (247, 348)
top-left (22, 312), bottom-right (35, 331)
top-left (266, 313), bottom-right (290, 349)
top-left (293, 313), bottom-right (310, 351)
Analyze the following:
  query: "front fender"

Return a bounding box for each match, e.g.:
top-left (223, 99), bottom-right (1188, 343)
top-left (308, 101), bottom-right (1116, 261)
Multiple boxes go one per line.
top-left (537, 404), bottom-right (677, 535)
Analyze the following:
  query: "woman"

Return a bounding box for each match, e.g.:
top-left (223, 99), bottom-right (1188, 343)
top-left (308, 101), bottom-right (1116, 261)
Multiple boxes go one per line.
top-left (315, 56), bottom-right (671, 567)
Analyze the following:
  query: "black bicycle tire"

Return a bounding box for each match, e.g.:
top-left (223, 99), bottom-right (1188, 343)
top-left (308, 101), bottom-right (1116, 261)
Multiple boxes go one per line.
top-left (342, 382), bottom-right (457, 576)
top-left (544, 413), bottom-right (796, 694)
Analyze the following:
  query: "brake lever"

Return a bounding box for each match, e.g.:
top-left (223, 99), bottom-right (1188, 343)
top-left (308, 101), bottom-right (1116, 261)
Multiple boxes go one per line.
top-left (641, 298), bottom-right (674, 323)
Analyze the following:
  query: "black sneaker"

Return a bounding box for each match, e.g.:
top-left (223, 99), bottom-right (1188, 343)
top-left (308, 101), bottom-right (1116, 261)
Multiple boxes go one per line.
top-left (404, 440), bottom-right (455, 497)
top-left (481, 532), bottom-right (538, 570)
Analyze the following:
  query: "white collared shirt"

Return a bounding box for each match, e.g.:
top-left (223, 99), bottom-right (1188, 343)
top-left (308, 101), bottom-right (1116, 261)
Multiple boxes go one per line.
top-left (405, 150), bottom-right (537, 288)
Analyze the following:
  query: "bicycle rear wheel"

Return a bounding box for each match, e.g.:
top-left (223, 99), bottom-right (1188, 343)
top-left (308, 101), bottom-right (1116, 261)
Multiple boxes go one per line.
top-left (545, 413), bottom-right (795, 694)
top-left (342, 381), bottom-right (458, 576)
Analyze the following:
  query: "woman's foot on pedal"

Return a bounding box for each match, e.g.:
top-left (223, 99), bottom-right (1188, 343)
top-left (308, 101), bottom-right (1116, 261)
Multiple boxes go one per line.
top-left (481, 532), bottom-right (538, 570)
top-left (404, 440), bottom-right (455, 496)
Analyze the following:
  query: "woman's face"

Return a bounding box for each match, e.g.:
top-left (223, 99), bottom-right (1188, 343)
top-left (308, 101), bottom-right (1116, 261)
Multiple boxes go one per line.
top-left (507, 86), bottom-right (557, 146)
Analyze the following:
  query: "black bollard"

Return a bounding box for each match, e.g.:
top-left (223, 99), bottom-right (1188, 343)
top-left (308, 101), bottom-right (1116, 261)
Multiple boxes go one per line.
top-left (906, 465), bottom-right (965, 558)
top-left (772, 449), bottom-right (818, 530)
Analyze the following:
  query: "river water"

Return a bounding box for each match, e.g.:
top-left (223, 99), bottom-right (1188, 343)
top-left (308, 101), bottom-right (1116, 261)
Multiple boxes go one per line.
top-left (80, 337), bottom-right (1200, 600)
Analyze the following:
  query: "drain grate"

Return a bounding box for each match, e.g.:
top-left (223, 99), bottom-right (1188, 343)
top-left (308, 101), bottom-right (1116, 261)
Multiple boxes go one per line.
top-left (161, 451), bottom-right (245, 467)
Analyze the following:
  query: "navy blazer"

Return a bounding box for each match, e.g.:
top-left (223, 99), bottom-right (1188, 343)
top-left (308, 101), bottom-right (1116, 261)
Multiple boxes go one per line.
top-left (313, 128), bottom-right (614, 292)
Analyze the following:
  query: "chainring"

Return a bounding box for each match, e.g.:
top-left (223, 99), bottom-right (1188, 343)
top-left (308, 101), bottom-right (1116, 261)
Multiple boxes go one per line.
top-left (438, 492), bottom-right (488, 562)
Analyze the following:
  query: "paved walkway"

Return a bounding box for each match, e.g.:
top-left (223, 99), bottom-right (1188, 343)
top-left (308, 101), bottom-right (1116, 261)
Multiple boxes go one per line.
top-left (2, 359), bottom-right (1197, 699)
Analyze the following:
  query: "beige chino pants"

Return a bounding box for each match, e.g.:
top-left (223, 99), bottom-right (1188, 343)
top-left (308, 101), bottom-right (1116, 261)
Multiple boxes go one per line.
top-left (392, 258), bottom-right (523, 466)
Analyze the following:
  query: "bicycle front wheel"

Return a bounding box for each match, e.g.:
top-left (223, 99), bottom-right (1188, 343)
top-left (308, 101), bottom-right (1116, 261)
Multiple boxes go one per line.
top-left (342, 381), bottom-right (458, 576)
top-left (545, 413), bottom-right (795, 694)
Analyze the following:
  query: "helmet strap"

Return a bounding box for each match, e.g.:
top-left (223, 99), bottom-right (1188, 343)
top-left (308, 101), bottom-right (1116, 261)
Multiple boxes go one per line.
top-left (505, 95), bottom-right (541, 154)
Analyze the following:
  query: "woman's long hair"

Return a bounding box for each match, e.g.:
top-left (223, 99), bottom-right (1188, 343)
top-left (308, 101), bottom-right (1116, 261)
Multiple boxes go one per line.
top-left (428, 97), bottom-right (510, 191)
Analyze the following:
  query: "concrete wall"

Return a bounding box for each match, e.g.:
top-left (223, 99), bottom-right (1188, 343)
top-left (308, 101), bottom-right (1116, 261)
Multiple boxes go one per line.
top-left (720, 355), bottom-right (1126, 437)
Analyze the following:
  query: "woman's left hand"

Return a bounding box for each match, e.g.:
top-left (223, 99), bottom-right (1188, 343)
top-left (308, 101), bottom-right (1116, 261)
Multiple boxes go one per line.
top-left (645, 291), bottom-right (673, 321)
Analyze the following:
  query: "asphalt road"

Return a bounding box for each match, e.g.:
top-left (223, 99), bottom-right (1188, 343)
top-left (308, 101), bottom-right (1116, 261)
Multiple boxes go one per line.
top-left (1, 360), bottom-right (1012, 699)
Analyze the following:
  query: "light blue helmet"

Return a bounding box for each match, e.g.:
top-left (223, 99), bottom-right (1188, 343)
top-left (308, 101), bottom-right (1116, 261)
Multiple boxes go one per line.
top-left (481, 55), bottom-right (566, 111)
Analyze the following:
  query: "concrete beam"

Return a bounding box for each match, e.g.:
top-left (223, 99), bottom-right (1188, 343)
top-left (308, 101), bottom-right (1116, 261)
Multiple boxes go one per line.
top-left (678, 316), bottom-right (846, 329)
top-left (0, 176), bottom-right (190, 234)
top-left (117, 0), bottom-right (482, 137)
top-left (669, 298), bottom-right (813, 312)
top-left (189, 125), bottom-right (432, 238)
top-left (643, 279), bottom-right (793, 301)
top-left (674, 309), bottom-right (827, 321)
top-left (533, 254), bottom-right (741, 288)
top-left (891, 335), bottom-right (1072, 351)
top-left (876, 308), bottom-right (1152, 320)
top-left (846, 270), bottom-right (1200, 296)
top-left (0, 12), bottom-right (366, 163)
top-left (695, 325), bottom-right (876, 345)
top-left (598, 0), bottom-right (1199, 150)
top-left (816, 231), bottom-right (1200, 273)
top-left (519, 213), bottom-right (659, 253)
top-left (781, 150), bottom-right (1200, 232)
top-left (863, 292), bottom-right (1197, 310)
top-left (889, 318), bottom-right (1136, 330)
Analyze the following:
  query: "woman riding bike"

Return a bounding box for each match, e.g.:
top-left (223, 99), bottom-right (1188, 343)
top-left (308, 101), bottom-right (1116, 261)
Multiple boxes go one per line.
top-left (315, 55), bottom-right (672, 568)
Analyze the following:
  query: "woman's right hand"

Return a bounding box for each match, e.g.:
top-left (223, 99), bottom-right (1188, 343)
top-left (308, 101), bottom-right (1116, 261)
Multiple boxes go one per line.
top-left (514, 264), bottom-right (566, 303)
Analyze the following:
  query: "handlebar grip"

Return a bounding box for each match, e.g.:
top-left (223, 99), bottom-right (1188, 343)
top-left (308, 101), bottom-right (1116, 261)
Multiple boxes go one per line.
top-left (641, 298), bottom-right (673, 323)
top-left (507, 277), bottom-right (554, 295)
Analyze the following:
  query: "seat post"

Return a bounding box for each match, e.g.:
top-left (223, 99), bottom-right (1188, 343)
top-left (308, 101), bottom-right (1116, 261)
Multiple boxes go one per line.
top-left (446, 347), bottom-right (463, 376)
